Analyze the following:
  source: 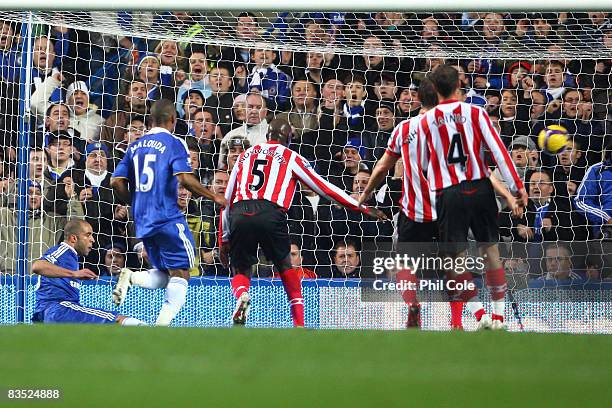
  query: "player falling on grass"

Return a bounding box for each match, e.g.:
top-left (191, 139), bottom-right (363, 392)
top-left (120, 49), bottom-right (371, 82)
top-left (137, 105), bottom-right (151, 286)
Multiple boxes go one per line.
top-left (220, 118), bottom-right (386, 327)
top-left (31, 219), bottom-right (146, 326)
top-left (418, 65), bottom-right (527, 330)
top-left (111, 99), bottom-right (226, 326)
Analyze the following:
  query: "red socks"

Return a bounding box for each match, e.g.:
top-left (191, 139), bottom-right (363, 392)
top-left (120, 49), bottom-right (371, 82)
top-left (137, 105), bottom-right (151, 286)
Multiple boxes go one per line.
top-left (450, 301), bottom-right (464, 329)
top-left (396, 269), bottom-right (418, 305)
top-left (231, 274), bottom-right (251, 299)
top-left (280, 268), bottom-right (304, 327)
top-left (485, 268), bottom-right (507, 301)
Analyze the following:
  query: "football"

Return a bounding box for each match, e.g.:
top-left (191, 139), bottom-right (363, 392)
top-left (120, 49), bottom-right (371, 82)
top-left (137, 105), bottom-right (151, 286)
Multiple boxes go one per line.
top-left (538, 125), bottom-right (569, 155)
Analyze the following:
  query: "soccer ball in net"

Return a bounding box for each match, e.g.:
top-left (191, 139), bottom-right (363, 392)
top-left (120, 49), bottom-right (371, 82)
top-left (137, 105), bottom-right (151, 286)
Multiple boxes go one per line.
top-left (537, 125), bottom-right (569, 155)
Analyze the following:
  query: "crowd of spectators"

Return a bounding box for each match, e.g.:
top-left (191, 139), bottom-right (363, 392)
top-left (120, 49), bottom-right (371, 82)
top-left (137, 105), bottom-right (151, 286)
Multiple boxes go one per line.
top-left (0, 11), bottom-right (611, 284)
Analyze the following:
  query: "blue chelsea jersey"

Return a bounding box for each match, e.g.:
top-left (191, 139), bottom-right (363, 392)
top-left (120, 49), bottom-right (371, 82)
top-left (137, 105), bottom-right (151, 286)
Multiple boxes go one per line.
top-left (113, 127), bottom-right (193, 238)
top-left (34, 242), bottom-right (81, 311)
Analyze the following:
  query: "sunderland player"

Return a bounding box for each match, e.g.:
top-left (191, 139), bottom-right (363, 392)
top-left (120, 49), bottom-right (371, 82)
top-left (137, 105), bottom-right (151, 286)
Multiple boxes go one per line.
top-left (358, 78), bottom-right (467, 329)
top-left (419, 65), bottom-right (528, 330)
top-left (111, 100), bottom-right (226, 326)
top-left (220, 118), bottom-right (386, 327)
top-left (32, 219), bottom-right (146, 326)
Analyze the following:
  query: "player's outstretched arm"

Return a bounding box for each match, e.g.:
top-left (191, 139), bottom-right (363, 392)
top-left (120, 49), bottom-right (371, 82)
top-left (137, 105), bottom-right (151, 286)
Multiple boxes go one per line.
top-left (32, 260), bottom-right (97, 280)
top-left (110, 177), bottom-right (131, 204)
top-left (359, 151), bottom-right (398, 206)
top-left (177, 172), bottom-right (227, 207)
top-left (293, 155), bottom-right (387, 221)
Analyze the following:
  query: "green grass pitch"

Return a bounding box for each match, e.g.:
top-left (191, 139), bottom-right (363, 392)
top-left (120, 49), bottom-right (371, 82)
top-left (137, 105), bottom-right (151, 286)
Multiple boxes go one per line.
top-left (0, 325), bottom-right (610, 407)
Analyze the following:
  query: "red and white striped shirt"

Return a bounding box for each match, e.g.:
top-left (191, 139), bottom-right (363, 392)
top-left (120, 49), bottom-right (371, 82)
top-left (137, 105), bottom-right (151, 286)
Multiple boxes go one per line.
top-left (220, 140), bottom-right (368, 243)
top-left (386, 114), bottom-right (437, 223)
top-left (418, 100), bottom-right (524, 193)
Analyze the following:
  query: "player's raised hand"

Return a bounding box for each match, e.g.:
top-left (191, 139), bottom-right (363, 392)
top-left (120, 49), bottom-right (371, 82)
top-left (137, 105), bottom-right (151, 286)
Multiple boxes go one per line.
top-left (72, 268), bottom-right (98, 280)
top-left (363, 206), bottom-right (388, 221)
top-left (357, 191), bottom-right (372, 206)
top-left (214, 194), bottom-right (227, 208)
top-left (516, 188), bottom-right (528, 208)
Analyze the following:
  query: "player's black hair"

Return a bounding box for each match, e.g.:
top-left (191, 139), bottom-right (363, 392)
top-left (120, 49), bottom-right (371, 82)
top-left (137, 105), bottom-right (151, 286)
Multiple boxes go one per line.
top-left (418, 77), bottom-right (438, 109)
top-left (150, 99), bottom-right (176, 126)
top-left (430, 64), bottom-right (460, 99)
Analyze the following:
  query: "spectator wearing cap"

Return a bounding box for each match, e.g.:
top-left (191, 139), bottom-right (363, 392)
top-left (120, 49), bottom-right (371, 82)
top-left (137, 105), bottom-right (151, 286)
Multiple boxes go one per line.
top-left (32, 78), bottom-right (104, 143)
top-left (329, 137), bottom-right (368, 191)
top-left (132, 53), bottom-right (175, 103)
top-left (395, 83), bottom-right (420, 120)
top-left (221, 135), bottom-right (251, 170)
top-left (219, 93), bottom-right (268, 167)
top-left (362, 99), bottom-right (396, 165)
top-left (174, 88), bottom-right (205, 136)
top-left (101, 78), bottom-right (148, 151)
top-left (204, 64), bottom-right (237, 136)
top-left (73, 142), bottom-right (130, 269)
top-left (99, 242), bottom-right (128, 276)
top-left (44, 130), bottom-right (78, 183)
top-left (176, 46), bottom-right (212, 117)
top-left (275, 79), bottom-right (319, 142)
top-left (0, 181), bottom-right (80, 273)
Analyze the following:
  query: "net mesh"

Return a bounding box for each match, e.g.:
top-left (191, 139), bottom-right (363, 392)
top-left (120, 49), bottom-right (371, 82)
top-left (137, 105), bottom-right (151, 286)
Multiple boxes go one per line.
top-left (0, 10), bottom-right (610, 332)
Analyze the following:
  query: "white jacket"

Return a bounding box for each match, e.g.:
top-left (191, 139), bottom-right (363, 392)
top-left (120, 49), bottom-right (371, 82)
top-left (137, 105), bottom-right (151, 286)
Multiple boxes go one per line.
top-left (218, 119), bottom-right (269, 168)
top-left (30, 75), bottom-right (104, 142)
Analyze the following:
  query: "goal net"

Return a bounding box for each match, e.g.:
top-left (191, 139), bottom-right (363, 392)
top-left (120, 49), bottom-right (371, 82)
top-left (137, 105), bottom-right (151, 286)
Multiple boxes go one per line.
top-left (0, 10), bottom-right (611, 332)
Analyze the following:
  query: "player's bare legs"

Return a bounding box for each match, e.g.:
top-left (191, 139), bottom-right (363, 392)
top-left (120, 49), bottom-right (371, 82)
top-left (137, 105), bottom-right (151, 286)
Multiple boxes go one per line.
top-left (275, 255), bottom-right (305, 328)
top-left (231, 266), bottom-right (252, 325)
top-left (480, 244), bottom-right (507, 330)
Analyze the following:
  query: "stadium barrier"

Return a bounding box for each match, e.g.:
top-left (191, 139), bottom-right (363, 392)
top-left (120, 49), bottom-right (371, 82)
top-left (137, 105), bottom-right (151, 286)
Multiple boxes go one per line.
top-left (2, 276), bottom-right (610, 333)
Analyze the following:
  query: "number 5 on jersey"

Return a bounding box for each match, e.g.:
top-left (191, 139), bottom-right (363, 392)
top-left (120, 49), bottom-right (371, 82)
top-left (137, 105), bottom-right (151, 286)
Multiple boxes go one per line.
top-left (134, 154), bottom-right (156, 192)
top-left (249, 158), bottom-right (269, 191)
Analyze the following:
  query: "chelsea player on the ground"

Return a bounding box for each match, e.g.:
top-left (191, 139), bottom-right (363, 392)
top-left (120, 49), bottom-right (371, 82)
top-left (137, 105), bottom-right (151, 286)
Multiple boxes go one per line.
top-left (111, 99), bottom-right (226, 326)
top-left (32, 219), bottom-right (146, 326)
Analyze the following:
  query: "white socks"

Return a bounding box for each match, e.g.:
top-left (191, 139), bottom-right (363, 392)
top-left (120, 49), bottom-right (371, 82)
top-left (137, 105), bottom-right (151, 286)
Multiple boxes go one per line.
top-left (155, 277), bottom-right (188, 326)
top-left (121, 317), bottom-right (147, 326)
top-left (491, 300), bottom-right (505, 316)
top-left (466, 300), bottom-right (485, 316)
top-left (131, 269), bottom-right (169, 289)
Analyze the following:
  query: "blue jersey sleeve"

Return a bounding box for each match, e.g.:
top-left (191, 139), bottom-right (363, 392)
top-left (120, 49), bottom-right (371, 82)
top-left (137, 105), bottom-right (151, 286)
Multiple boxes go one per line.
top-left (113, 149), bottom-right (132, 179)
top-left (171, 137), bottom-right (193, 175)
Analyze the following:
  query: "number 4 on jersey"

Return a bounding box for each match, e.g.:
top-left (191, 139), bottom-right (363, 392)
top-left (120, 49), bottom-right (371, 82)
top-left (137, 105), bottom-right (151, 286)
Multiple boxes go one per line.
top-left (447, 133), bottom-right (467, 167)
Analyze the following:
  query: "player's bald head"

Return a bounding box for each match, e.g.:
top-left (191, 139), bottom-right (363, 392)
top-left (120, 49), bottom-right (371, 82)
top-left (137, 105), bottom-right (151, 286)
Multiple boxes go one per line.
top-left (150, 99), bottom-right (177, 127)
top-left (64, 219), bottom-right (90, 239)
top-left (267, 118), bottom-right (292, 145)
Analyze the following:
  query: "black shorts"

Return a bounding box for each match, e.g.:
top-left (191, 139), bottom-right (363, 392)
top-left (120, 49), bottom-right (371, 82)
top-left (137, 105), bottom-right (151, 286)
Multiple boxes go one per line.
top-left (229, 200), bottom-right (290, 269)
top-left (436, 178), bottom-right (499, 254)
top-left (397, 212), bottom-right (439, 243)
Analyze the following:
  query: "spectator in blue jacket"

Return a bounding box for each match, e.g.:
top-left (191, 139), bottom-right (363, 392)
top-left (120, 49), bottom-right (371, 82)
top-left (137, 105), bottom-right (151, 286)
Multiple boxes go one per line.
top-left (0, 20), bottom-right (19, 82)
top-left (242, 45), bottom-right (292, 112)
top-left (575, 140), bottom-right (612, 239)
